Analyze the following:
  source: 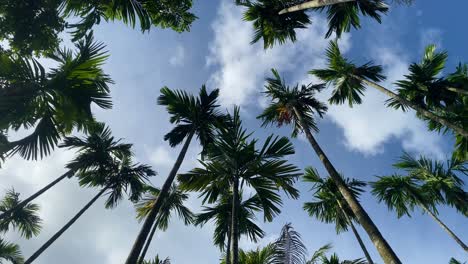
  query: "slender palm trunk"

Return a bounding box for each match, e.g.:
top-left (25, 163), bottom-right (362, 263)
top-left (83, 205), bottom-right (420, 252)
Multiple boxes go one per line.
top-left (230, 177), bottom-right (240, 264)
top-left (25, 187), bottom-right (107, 264)
top-left (226, 224), bottom-right (232, 264)
top-left (138, 220), bottom-right (159, 263)
top-left (0, 170), bottom-right (74, 221)
top-left (293, 107), bottom-right (401, 264)
top-left (447, 87), bottom-right (468, 96)
top-left (278, 0), bottom-right (355, 15)
top-left (126, 131), bottom-right (195, 264)
top-left (355, 77), bottom-right (468, 137)
top-left (337, 200), bottom-right (374, 264)
top-left (418, 201), bottom-right (468, 251)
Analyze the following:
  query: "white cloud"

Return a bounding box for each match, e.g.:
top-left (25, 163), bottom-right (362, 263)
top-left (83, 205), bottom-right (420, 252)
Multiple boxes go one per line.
top-left (169, 44), bottom-right (185, 66)
top-left (420, 28), bottom-right (443, 49)
top-left (147, 145), bottom-right (175, 169)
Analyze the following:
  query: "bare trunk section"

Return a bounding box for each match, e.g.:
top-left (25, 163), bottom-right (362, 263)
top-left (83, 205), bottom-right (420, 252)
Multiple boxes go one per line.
top-left (293, 107), bottom-right (401, 264)
top-left (0, 170), bottom-right (74, 221)
top-left (356, 77), bottom-right (468, 137)
top-left (125, 131), bottom-right (195, 264)
top-left (138, 220), bottom-right (159, 263)
top-left (25, 187), bottom-right (107, 264)
top-left (230, 177), bottom-right (240, 264)
top-left (226, 224), bottom-right (232, 264)
top-left (278, 0), bottom-right (356, 15)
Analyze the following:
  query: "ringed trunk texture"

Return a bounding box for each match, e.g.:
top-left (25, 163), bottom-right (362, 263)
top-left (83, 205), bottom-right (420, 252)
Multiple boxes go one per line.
top-left (278, 0), bottom-right (355, 14)
top-left (230, 177), bottom-right (240, 264)
top-left (25, 187), bottom-right (107, 264)
top-left (125, 131), bottom-right (195, 264)
top-left (356, 77), bottom-right (468, 137)
top-left (0, 170), bottom-right (74, 221)
top-left (293, 107), bottom-right (401, 264)
top-left (138, 220), bottom-right (159, 264)
top-left (418, 202), bottom-right (468, 251)
top-left (337, 200), bottom-right (374, 264)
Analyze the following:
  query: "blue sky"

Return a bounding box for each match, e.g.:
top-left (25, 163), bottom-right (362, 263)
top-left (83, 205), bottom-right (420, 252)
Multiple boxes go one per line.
top-left (2, 1), bottom-right (467, 263)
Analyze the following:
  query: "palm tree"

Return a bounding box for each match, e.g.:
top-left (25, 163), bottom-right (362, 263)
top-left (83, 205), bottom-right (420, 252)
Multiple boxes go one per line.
top-left (371, 153), bottom-right (468, 251)
top-left (258, 69), bottom-right (401, 264)
top-left (0, 238), bottom-right (23, 264)
top-left (310, 41), bottom-right (468, 137)
top-left (134, 184), bottom-right (194, 263)
top-left (0, 123), bottom-right (131, 221)
top-left (307, 243), bottom-right (333, 264)
top-left (0, 33), bottom-right (113, 163)
top-left (303, 168), bottom-right (374, 264)
top-left (142, 255), bottom-right (171, 264)
top-left (195, 193), bottom-right (265, 264)
top-left (271, 223), bottom-right (308, 264)
top-left (126, 85), bottom-right (226, 264)
top-left (241, 0), bottom-right (388, 49)
top-left (321, 254), bottom-right (367, 264)
top-left (24, 156), bottom-right (155, 263)
top-left (220, 244), bottom-right (277, 264)
top-left (179, 107), bottom-right (300, 264)
top-left (0, 189), bottom-right (42, 239)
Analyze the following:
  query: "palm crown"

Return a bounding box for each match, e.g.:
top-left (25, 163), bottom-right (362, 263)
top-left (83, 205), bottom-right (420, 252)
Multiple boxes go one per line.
top-left (311, 40), bottom-right (386, 106)
top-left (258, 69), bottom-right (328, 137)
top-left (0, 33), bottom-right (112, 162)
top-left (0, 238), bottom-right (23, 264)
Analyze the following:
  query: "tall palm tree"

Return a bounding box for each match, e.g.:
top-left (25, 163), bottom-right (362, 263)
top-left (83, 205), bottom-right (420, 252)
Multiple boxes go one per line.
top-left (126, 85), bottom-right (226, 264)
top-left (195, 193), bottom-right (265, 264)
top-left (0, 33), bottom-right (113, 163)
top-left (0, 238), bottom-right (23, 264)
top-left (310, 41), bottom-right (468, 137)
top-left (371, 153), bottom-right (468, 251)
top-left (134, 184), bottom-right (194, 263)
top-left (0, 123), bottom-right (131, 221)
top-left (241, 0), bottom-right (388, 49)
top-left (271, 223), bottom-right (308, 264)
top-left (180, 107), bottom-right (300, 264)
top-left (142, 256), bottom-right (171, 264)
top-left (0, 189), bottom-right (42, 239)
top-left (303, 168), bottom-right (374, 264)
top-left (258, 69), bottom-right (401, 264)
top-left (24, 156), bottom-right (155, 263)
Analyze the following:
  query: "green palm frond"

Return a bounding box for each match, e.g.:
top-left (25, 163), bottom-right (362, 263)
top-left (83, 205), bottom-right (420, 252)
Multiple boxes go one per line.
top-left (306, 243), bottom-right (332, 264)
top-left (271, 223), bottom-right (308, 264)
top-left (322, 253), bottom-right (367, 264)
top-left (0, 238), bottom-right (24, 264)
top-left (449, 258), bottom-right (466, 264)
top-left (258, 69), bottom-right (328, 137)
top-left (0, 189), bottom-right (42, 239)
top-left (311, 40), bottom-right (385, 106)
top-left (142, 255), bottom-right (171, 264)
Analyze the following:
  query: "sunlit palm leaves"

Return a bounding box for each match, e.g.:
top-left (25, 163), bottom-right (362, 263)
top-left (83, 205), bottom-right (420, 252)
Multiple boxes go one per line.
top-left (311, 40), bottom-right (385, 106)
top-left (258, 69), bottom-right (328, 137)
top-left (0, 33), bottom-right (112, 162)
top-left (0, 238), bottom-right (24, 264)
top-left (0, 189), bottom-right (42, 239)
top-left (271, 223), bottom-right (308, 264)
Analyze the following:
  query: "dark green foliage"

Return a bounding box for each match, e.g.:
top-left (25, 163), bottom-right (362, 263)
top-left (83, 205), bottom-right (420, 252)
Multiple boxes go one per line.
top-left (311, 40), bottom-right (385, 106)
top-left (0, 34), bottom-right (113, 161)
top-left (258, 69), bottom-right (328, 137)
top-left (0, 189), bottom-right (42, 239)
top-left (143, 256), bottom-right (171, 264)
top-left (321, 254), bottom-right (367, 264)
top-left (242, 0), bottom-right (311, 49)
top-left (220, 244), bottom-right (277, 264)
top-left (0, 238), bottom-right (24, 264)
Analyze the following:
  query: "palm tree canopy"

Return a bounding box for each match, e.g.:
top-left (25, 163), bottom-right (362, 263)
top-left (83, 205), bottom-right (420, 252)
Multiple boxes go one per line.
top-left (303, 167), bottom-right (365, 233)
top-left (0, 238), bottom-right (24, 264)
top-left (321, 253), bottom-right (367, 264)
top-left (242, 0), bottom-right (311, 49)
top-left (135, 184), bottom-right (194, 231)
top-left (306, 243), bottom-right (333, 264)
top-left (195, 192), bottom-right (265, 250)
top-left (157, 85), bottom-right (227, 153)
top-left (258, 69), bottom-right (328, 137)
top-left (220, 244), bottom-right (277, 264)
top-left (180, 107), bottom-right (300, 222)
top-left (0, 0), bottom-right (196, 55)
top-left (310, 40), bottom-right (386, 106)
top-left (0, 189), bottom-right (42, 239)
top-left (142, 255), bottom-right (171, 264)
top-left (0, 33), bottom-right (113, 162)
top-left (271, 223), bottom-right (308, 264)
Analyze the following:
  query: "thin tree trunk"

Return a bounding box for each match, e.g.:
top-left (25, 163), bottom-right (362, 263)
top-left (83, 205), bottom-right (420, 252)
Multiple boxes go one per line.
top-left (230, 177), bottom-right (240, 264)
top-left (126, 131), bottom-right (195, 264)
top-left (278, 0), bottom-right (356, 15)
top-left (447, 87), bottom-right (468, 96)
top-left (292, 107), bottom-right (401, 264)
top-left (337, 200), bottom-right (374, 264)
top-left (138, 220), bottom-right (159, 264)
top-left (418, 202), bottom-right (468, 251)
top-left (25, 187), bottom-right (107, 264)
top-left (0, 170), bottom-right (74, 221)
top-left (355, 77), bottom-right (468, 137)
top-left (226, 224), bottom-right (232, 264)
